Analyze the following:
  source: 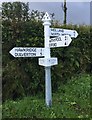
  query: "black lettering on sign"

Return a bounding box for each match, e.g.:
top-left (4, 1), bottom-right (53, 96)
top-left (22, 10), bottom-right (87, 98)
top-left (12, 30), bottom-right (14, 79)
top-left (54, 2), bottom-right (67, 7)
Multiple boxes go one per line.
top-left (26, 53), bottom-right (36, 57)
top-left (15, 52), bottom-right (36, 57)
top-left (51, 28), bottom-right (56, 32)
top-left (19, 53), bottom-right (23, 56)
top-left (15, 49), bottom-right (19, 52)
top-left (15, 48), bottom-right (36, 53)
top-left (49, 43), bottom-right (57, 47)
top-left (65, 35), bottom-right (69, 40)
top-left (15, 53), bottom-right (18, 57)
top-left (58, 29), bottom-right (64, 32)
top-left (73, 31), bottom-right (75, 36)
top-left (26, 48), bottom-right (30, 52)
top-left (56, 37), bottom-right (62, 41)
top-left (65, 35), bottom-right (67, 45)
top-left (23, 53), bottom-right (28, 57)
top-left (51, 33), bottom-right (60, 36)
top-left (30, 48), bottom-right (36, 52)
top-left (64, 42), bottom-right (67, 45)
top-left (31, 53), bottom-right (36, 56)
top-left (62, 33), bottom-right (71, 37)
top-left (23, 48), bottom-right (25, 52)
top-left (40, 49), bottom-right (42, 56)
top-left (50, 37), bottom-right (61, 42)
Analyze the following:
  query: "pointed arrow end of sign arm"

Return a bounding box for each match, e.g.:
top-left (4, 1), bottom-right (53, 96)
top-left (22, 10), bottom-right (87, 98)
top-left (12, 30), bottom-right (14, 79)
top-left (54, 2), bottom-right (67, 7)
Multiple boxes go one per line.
top-left (9, 48), bottom-right (15, 57)
top-left (74, 31), bottom-right (78, 38)
top-left (76, 31), bottom-right (78, 38)
top-left (67, 35), bottom-right (72, 46)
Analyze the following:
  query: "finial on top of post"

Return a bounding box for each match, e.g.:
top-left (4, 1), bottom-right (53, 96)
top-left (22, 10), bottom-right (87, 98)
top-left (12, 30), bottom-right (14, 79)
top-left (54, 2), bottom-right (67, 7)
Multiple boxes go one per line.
top-left (42, 12), bottom-right (51, 23)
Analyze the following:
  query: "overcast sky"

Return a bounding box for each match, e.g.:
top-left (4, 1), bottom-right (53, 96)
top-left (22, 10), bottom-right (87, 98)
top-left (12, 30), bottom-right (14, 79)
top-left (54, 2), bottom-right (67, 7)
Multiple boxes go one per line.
top-left (29, 2), bottom-right (90, 25)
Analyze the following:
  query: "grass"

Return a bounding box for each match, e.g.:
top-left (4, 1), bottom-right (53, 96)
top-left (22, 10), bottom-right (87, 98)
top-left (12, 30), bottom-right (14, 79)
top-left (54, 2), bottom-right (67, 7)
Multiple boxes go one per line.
top-left (2, 74), bottom-right (91, 119)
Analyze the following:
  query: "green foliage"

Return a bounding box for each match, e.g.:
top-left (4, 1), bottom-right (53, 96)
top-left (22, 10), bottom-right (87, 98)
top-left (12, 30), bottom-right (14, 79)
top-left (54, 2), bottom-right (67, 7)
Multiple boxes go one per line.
top-left (2, 2), bottom-right (92, 101)
top-left (2, 2), bottom-right (29, 21)
top-left (51, 25), bottom-right (91, 82)
top-left (2, 74), bottom-right (91, 118)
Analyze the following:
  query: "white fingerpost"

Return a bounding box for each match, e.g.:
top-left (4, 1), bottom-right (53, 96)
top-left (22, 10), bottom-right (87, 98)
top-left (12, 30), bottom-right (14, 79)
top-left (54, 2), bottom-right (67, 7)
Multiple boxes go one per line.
top-left (42, 12), bottom-right (52, 107)
top-left (9, 11), bottom-right (78, 107)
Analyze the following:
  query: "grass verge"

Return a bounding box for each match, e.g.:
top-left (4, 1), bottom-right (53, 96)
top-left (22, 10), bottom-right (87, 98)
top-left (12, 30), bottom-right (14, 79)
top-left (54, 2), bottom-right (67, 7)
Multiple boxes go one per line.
top-left (2, 74), bottom-right (91, 119)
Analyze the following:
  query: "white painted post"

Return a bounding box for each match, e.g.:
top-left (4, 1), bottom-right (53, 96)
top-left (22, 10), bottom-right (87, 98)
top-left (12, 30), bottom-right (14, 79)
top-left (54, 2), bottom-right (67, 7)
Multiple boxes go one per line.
top-left (42, 12), bottom-right (52, 107)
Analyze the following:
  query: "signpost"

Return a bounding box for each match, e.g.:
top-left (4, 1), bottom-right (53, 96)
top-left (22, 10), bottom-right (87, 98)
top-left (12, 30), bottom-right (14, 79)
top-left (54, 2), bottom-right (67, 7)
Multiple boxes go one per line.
top-left (49, 35), bottom-right (72, 48)
top-left (9, 47), bottom-right (45, 57)
top-left (50, 28), bottom-right (78, 38)
top-left (9, 12), bottom-right (78, 107)
top-left (39, 57), bottom-right (58, 67)
top-left (42, 12), bottom-right (52, 107)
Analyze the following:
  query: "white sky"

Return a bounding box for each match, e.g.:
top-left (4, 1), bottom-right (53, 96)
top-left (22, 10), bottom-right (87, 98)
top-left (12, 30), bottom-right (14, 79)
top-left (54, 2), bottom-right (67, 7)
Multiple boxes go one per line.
top-left (28, 2), bottom-right (90, 25)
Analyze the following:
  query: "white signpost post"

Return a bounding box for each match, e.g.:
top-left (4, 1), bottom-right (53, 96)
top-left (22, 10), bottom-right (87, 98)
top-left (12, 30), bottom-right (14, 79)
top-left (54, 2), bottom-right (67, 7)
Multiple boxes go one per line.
top-left (9, 12), bottom-right (78, 107)
top-left (41, 12), bottom-right (53, 107)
